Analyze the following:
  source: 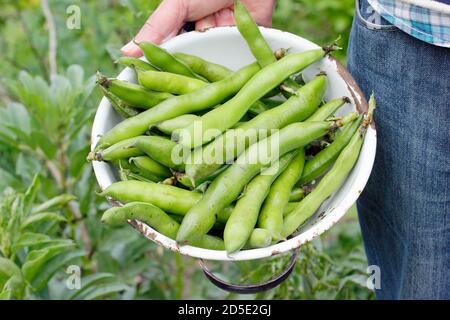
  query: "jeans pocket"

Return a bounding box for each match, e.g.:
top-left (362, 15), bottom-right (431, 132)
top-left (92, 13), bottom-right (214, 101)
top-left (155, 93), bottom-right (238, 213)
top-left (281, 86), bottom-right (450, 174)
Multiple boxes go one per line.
top-left (355, 0), bottom-right (398, 31)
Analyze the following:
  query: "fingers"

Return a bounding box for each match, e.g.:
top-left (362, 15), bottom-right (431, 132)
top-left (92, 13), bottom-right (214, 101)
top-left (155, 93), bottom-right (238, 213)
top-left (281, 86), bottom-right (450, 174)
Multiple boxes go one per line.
top-left (121, 0), bottom-right (188, 57)
top-left (195, 14), bottom-right (216, 31)
top-left (214, 8), bottom-right (235, 27)
top-left (241, 0), bottom-right (275, 27)
top-left (195, 7), bottom-right (235, 31)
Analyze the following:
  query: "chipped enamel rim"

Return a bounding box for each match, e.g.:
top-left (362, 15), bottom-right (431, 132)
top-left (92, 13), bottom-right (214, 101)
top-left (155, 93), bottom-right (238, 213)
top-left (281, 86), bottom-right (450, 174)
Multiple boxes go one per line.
top-left (91, 27), bottom-right (376, 261)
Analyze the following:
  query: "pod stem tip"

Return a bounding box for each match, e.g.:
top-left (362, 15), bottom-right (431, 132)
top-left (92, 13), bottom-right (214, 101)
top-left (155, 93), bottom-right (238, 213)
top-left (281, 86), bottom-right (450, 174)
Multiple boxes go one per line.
top-left (86, 151), bottom-right (95, 162)
top-left (322, 43), bottom-right (342, 55)
top-left (95, 71), bottom-right (111, 88)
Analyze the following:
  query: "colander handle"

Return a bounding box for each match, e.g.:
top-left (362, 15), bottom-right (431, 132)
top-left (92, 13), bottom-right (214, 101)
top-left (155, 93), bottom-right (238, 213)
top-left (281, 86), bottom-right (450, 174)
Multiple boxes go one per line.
top-left (198, 248), bottom-right (300, 294)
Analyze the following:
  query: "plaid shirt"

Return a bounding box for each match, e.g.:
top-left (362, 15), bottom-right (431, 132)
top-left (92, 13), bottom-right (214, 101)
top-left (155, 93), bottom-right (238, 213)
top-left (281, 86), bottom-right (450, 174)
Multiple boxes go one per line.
top-left (368, 0), bottom-right (450, 47)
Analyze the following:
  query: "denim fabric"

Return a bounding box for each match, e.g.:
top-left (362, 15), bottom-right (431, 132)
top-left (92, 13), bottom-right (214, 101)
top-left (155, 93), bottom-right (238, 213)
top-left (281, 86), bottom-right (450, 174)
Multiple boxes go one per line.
top-left (348, 0), bottom-right (450, 300)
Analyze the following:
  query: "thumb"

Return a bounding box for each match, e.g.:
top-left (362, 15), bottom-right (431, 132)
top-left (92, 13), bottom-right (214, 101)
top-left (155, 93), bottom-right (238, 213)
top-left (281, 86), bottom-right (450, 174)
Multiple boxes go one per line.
top-left (121, 0), bottom-right (188, 57)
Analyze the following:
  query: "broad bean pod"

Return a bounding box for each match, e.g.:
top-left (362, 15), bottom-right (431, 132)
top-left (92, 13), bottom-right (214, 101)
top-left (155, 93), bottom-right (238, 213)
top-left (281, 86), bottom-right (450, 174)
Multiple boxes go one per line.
top-left (88, 137), bottom-right (143, 162)
top-left (258, 149), bottom-right (305, 241)
top-left (176, 49), bottom-right (329, 149)
top-left (101, 202), bottom-right (224, 250)
top-left (94, 62), bottom-right (261, 151)
top-left (136, 69), bottom-right (208, 95)
top-left (224, 151), bottom-right (296, 253)
top-left (129, 156), bottom-right (172, 181)
top-left (173, 52), bottom-right (233, 82)
top-left (185, 75), bottom-right (327, 181)
top-left (156, 114), bottom-right (200, 136)
top-left (115, 56), bottom-right (157, 71)
top-left (99, 85), bottom-right (139, 119)
top-left (138, 41), bottom-right (206, 81)
top-left (299, 115), bottom-right (363, 185)
top-left (282, 95), bottom-right (375, 237)
top-left (134, 136), bottom-right (185, 171)
top-left (246, 228), bottom-right (272, 249)
top-left (98, 74), bottom-right (173, 109)
top-left (306, 97), bottom-right (350, 122)
top-left (99, 180), bottom-right (232, 223)
top-left (176, 114), bottom-right (357, 242)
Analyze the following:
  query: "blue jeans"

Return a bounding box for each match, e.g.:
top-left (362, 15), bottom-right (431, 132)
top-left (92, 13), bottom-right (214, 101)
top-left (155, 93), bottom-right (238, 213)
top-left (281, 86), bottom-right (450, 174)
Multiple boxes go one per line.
top-left (347, 0), bottom-right (450, 299)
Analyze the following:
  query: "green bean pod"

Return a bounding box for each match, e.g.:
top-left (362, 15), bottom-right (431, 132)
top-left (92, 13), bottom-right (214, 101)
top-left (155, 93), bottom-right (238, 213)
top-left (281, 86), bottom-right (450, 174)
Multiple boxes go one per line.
top-left (101, 202), bottom-right (224, 250)
top-left (184, 75), bottom-right (327, 181)
top-left (190, 235), bottom-right (224, 250)
top-left (89, 137), bottom-right (143, 162)
top-left (134, 136), bottom-right (185, 171)
top-left (282, 95), bottom-right (375, 238)
top-left (94, 62), bottom-right (261, 151)
top-left (176, 116), bottom-right (356, 243)
top-left (99, 85), bottom-right (139, 118)
top-left (306, 96), bottom-right (350, 122)
top-left (299, 115), bottom-right (363, 185)
top-left (176, 49), bottom-right (328, 149)
top-left (129, 156), bottom-right (172, 181)
top-left (156, 114), bottom-right (200, 135)
top-left (261, 98), bottom-right (285, 109)
top-left (246, 228), bottom-right (272, 249)
top-left (234, 0), bottom-right (304, 95)
top-left (175, 165), bottom-right (229, 190)
top-left (138, 42), bottom-right (205, 81)
top-left (281, 77), bottom-right (303, 99)
top-left (282, 131), bottom-right (364, 237)
top-left (173, 52), bottom-right (232, 82)
top-left (102, 202), bottom-right (179, 236)
top-left (97, 73), bottom-right (173, 109)
top-left (171, 54), bottom-right (274, 116)
top-left (289, 188), bottom-right (306, 202)
top-left (224, 152), bottom-right (296, 253)
top-left (247, 100), bottom-right (272, 115)
top-left (235, 0), bottom-right (275, 67)
top-left (136, 69), bottom-right (208, 95)
top-left (115, 56), bottom-right (157, 71)
top-left (114, 159), bottom-right (156, 182)
top-left (99, 180), bottom-right (201, 215)
top-left (258, 149), bottom-right (305, 241)
top-left (285, 202), bottom-right (299, 216)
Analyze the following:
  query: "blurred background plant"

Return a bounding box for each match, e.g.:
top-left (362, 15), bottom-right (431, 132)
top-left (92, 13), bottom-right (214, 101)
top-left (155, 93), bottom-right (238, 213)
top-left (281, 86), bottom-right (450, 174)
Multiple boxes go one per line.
top-left (0, 0), bottom-right (373, 299)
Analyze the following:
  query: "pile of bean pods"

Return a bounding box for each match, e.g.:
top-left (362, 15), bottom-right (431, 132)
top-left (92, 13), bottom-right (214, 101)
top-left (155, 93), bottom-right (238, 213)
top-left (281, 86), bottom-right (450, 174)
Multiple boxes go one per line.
top-left (90, 1), bottom-right (375, 254)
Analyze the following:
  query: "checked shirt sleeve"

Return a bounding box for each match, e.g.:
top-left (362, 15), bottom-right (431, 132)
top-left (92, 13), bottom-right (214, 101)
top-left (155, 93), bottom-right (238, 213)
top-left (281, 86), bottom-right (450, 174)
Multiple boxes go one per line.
top-left (368, 0), bottom-right (450, 47)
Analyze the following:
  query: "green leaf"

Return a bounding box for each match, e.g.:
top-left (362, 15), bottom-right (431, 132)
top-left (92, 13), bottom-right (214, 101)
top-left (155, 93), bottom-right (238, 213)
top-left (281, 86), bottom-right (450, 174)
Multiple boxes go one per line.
top-left (4, 102), bottom-right (31, 135)
top-left (338, 274), bottom-right (368, 292)
top-left (80, 283), bottom-right (128, 300)
top-left (32, 131), bottom-right (57, 159)
top-left (66, 65), bottom-right (85, 90)
top-left (23, 174), bottom-right (40, 215)
top-left (22, 241), bottom-right (74, 284)
top-left (12, 232), bottom-right (52, 251)
top-left (2, 275), bottom-right (26, 300)
top-left (67, 273), bottom-right (115, 300)
top-left (69, 145), bottom-right (90, 178)
top-left (0, 169), bottom-right (22, 191)
top-left (0, 257), bottom-right (21, 290)
top-left (31, 250), bottom-right (85, 291)
top-left (5, 125), bottom-right (34, 149)
top-left (67, 108), bottom-right (96, 140)
top-left (15, 153), bottom-right (41, 183)
top-left (20, 212), bottom-right (67, 230)
top-left (0, 290), bottom-right (11, 300)
top-left (31, 194), bottom-right (76, 214)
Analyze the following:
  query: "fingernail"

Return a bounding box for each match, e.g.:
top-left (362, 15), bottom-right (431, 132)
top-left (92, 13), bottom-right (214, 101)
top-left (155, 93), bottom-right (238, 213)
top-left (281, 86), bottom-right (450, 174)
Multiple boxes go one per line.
top-left (121, 41), bottom-right (140, 56)
top-left (121, 41), bottom-right (134, 52)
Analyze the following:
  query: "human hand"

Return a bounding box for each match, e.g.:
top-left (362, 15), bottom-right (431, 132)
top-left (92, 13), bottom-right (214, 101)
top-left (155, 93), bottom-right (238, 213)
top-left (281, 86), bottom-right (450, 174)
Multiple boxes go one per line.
top-left (121, 0), bottom-right (276, 57)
